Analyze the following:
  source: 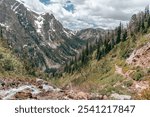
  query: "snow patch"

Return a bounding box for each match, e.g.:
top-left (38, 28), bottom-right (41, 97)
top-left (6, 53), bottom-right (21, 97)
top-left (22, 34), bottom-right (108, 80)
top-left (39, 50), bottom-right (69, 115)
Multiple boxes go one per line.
top-left (0, 23), bottom-right (10, 31)
top-left (47, 36), bottom-right (60, 49)
top-left (23, 44), bottom-right (28, 48)
top-left (63, 29), bottom-right (73, 38)
top-left (16, 0), bottom-right (46, 14)
top-left (11, 2), bottom-right (21, 12)
top-left (34, 15), bottom-right (44, 35)
top-left (49, 19), bottom-right (56, 32)
top-left (47, 42), bottom-right (58, 49)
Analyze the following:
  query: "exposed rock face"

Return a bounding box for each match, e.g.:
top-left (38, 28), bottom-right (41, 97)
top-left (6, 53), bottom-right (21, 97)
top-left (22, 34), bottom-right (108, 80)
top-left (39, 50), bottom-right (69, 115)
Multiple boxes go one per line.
top-left (0, 0), bottom-right (86, 72)
top-left (126, 42), bottom-right (150, 68)
top-left (76, 28), bottom-right (105, 43)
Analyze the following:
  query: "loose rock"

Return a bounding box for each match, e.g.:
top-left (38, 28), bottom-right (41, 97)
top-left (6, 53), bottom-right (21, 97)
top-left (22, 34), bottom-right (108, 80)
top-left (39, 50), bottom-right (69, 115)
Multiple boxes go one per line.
top-left (111, 93), bottom-right (131, 100)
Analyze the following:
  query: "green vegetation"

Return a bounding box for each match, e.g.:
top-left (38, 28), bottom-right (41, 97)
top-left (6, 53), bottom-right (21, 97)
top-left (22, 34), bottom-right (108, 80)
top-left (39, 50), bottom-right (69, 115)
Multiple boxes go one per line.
top-left (132, 69), bottom-right (144, 81)
top-left (51, 12), bottom-right (150, 96)
top-left (0, 38), bottom-right (25, 76)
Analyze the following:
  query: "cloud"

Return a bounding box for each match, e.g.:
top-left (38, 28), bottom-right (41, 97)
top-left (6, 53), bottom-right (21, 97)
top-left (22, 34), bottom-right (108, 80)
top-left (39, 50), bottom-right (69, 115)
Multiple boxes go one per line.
top-left (16, 0), bottom-right (150, 30)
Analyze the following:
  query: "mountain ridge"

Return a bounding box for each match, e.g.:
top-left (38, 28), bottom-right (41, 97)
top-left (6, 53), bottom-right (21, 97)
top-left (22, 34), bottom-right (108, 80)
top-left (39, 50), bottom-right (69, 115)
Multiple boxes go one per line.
top-left (0, 0), bottom-right (150, 100)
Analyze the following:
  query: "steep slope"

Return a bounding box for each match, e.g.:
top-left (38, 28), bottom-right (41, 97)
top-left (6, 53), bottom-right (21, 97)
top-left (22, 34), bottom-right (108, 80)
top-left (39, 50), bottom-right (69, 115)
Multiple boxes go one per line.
top-left (76, 28), bottom-right (105, 43)
top-left (53, 31), bottom-right (150, 99)
top-left (0, 0), bottom-right (86, 72)
top-left (0, 37), bottom-right (25, 76)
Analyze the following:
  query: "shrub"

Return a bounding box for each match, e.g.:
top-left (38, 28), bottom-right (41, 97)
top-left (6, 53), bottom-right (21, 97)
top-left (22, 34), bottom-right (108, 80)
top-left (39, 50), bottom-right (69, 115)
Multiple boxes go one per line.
top-left (0, 53), bottom-right (3, 59)
top-left (132, 70), bottom-right (144, 81)
top-left (123, 80), bottom-right (133, 87)
top-left (3, 59), bottom-right (14, 71)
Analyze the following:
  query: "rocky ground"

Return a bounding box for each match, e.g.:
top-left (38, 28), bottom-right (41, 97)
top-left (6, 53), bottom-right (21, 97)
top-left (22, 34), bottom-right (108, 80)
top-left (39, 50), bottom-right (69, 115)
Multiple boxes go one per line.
top-left (0, 77), bottom-right (109, 100)
top-left (126, 42), bottom-right (150, 68)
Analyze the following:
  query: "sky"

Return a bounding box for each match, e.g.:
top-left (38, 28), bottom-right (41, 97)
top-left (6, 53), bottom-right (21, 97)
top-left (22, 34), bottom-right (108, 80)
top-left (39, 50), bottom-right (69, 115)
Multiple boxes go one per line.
top-left (17, 0), bottom-right (150, 30)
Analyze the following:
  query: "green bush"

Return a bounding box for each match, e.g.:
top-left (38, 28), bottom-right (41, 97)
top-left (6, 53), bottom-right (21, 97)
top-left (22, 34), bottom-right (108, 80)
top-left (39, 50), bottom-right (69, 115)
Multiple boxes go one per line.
top-left (3, 59), bottom-right (14, 71)
top-left (123, 80), bottom-right (133, 87)
top-left (132, 70), bottom-right (144, 81)
top-left (0, 53), bottom-right (3, 59)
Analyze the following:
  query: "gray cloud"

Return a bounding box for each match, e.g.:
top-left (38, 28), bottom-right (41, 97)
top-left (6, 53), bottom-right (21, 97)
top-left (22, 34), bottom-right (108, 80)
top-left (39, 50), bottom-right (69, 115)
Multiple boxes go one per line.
top-left (17, 0), bottom-right (150, 30)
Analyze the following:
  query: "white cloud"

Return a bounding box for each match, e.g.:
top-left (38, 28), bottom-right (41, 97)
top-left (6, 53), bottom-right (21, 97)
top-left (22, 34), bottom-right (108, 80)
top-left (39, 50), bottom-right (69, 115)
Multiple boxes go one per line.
top-left (16, 0), bottom-right (150, 30)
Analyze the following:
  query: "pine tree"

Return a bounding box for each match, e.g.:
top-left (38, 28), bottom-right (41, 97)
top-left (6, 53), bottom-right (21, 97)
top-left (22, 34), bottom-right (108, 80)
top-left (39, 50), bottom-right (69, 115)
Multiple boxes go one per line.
top-left (122, 29), bottom-right (127, 41)
top-left (81, 50), bottom-right (85, 64)
top-left (96, 41), bottom-right (100, 60)
top-left (0, 25), bottom-right (2, 38)
top-left (141, 19), bottom-right (145, 30)
top-left (116, 22), bottom-right (122, 44)
top-left (85, 41), bottom-right (89, 56)
top-left (148, 16), bottom-right (150, 28)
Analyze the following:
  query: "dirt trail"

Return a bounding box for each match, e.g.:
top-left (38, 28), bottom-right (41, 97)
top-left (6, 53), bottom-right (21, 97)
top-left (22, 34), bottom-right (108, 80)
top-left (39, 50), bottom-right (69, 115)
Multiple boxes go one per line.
top-left (115, 65), bottom-right (149, 94)
top-left (115, 65), bottom-right (132, 79)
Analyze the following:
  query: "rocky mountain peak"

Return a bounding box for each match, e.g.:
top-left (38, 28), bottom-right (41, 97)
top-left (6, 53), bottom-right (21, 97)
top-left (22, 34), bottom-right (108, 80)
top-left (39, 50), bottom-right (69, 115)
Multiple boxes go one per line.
top-left (0, 0), bottom-right (86, 72)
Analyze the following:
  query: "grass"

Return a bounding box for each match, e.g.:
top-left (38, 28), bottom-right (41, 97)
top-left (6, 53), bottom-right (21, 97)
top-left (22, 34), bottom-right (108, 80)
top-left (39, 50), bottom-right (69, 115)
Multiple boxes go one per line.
top-left (51, 32), bottom-right (150, 97)
top-left (0, 38), bottom-right (25, 77)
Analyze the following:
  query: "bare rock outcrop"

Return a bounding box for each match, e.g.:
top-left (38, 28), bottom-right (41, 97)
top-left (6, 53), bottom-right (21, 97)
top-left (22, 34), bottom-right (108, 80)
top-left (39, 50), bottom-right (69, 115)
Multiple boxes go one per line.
top-left (126, 42), bottom-right (150, 68)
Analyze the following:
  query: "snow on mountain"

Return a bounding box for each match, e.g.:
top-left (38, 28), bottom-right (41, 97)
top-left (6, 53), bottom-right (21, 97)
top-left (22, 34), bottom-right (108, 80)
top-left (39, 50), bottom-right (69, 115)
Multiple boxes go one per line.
top-left (16, 0), bottom-right (46, 14)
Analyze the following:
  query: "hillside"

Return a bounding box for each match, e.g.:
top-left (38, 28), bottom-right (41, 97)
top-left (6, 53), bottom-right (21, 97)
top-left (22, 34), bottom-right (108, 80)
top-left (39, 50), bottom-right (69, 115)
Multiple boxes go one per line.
top-left (52, 32), bottom-right (150, 99)
top-left (0, 0), bottom-right (150, 100)
top-left (0, 37), bottom-right (25, 76)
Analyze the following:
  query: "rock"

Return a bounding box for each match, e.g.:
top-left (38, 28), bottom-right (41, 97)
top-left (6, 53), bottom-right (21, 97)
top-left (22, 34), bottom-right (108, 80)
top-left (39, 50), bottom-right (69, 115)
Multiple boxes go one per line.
top-left (15, 91), bottom-right (32, 99)
top-left (0, 80), bottom-right (5, 87)
top-left (54, 88), bottom-right (61, 92)
top-left (103, 95), bottom-right (108, 100)
top-left (36, 78), bottom-right (44, 85)
top-left (88, 93), bottom-right (103, 100)
top-left (76, 92), bottom-right (88, 100)
top-left (42, 84), bottom-right (55, 92)
top-left (126, 42), bottom-right (150, 68)
top-left (111, 93), bottom-right (131, 100)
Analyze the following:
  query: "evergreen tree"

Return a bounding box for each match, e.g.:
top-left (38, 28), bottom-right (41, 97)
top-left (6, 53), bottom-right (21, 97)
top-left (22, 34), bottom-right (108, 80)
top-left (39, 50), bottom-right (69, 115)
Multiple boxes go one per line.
top-left (116, 22), bottom-right (122, 44)
top-left (148, 16), bottom-right (150, 28)
top-left (122, 29), bottom-right (127, 42)
top-left (96, 41), bottom-right (100, 60)
top-left (141, 19), bottom-right (145, 31)
top-left (85, 41), bottom-right (89, 56)
top-left (0, 25), bottom-right (2, 38)
top-left (81, 50), bottom-right (85, 64)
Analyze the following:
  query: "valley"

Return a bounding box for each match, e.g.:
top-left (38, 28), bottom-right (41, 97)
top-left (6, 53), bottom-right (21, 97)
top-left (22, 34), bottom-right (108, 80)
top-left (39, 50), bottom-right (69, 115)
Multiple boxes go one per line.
top-left (0, 0), bottom-right (150, 100)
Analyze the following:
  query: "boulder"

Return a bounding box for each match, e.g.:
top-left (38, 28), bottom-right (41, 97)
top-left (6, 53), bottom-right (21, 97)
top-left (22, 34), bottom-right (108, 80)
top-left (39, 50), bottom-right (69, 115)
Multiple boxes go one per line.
top-left (15, 91), bottom-right (32, 99)
top-left (42, 84), bottom-right (55, 92)
top-left (76, 92), bottom-right (88, 100)
top-left (36, 78), bottom-right (44, 85)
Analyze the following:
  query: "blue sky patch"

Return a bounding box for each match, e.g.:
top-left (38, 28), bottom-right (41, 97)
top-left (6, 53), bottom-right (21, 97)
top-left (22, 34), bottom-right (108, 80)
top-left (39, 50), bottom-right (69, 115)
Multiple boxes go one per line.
top-left (63, 1), bottom-right (75, 13)
top-left (39, 0), bottom-right (50, 5)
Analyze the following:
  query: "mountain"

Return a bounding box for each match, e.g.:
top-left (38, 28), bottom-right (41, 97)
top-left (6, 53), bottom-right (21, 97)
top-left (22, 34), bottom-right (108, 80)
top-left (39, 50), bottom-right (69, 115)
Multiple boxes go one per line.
top-left (0, 0), bottom-right (150, 100)
top-left (76, 28), bottom-right (105, 42)
top-left (0, 0), bottom-right (86, 73)
top-left (53, 8), bottom-right (150, 100)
